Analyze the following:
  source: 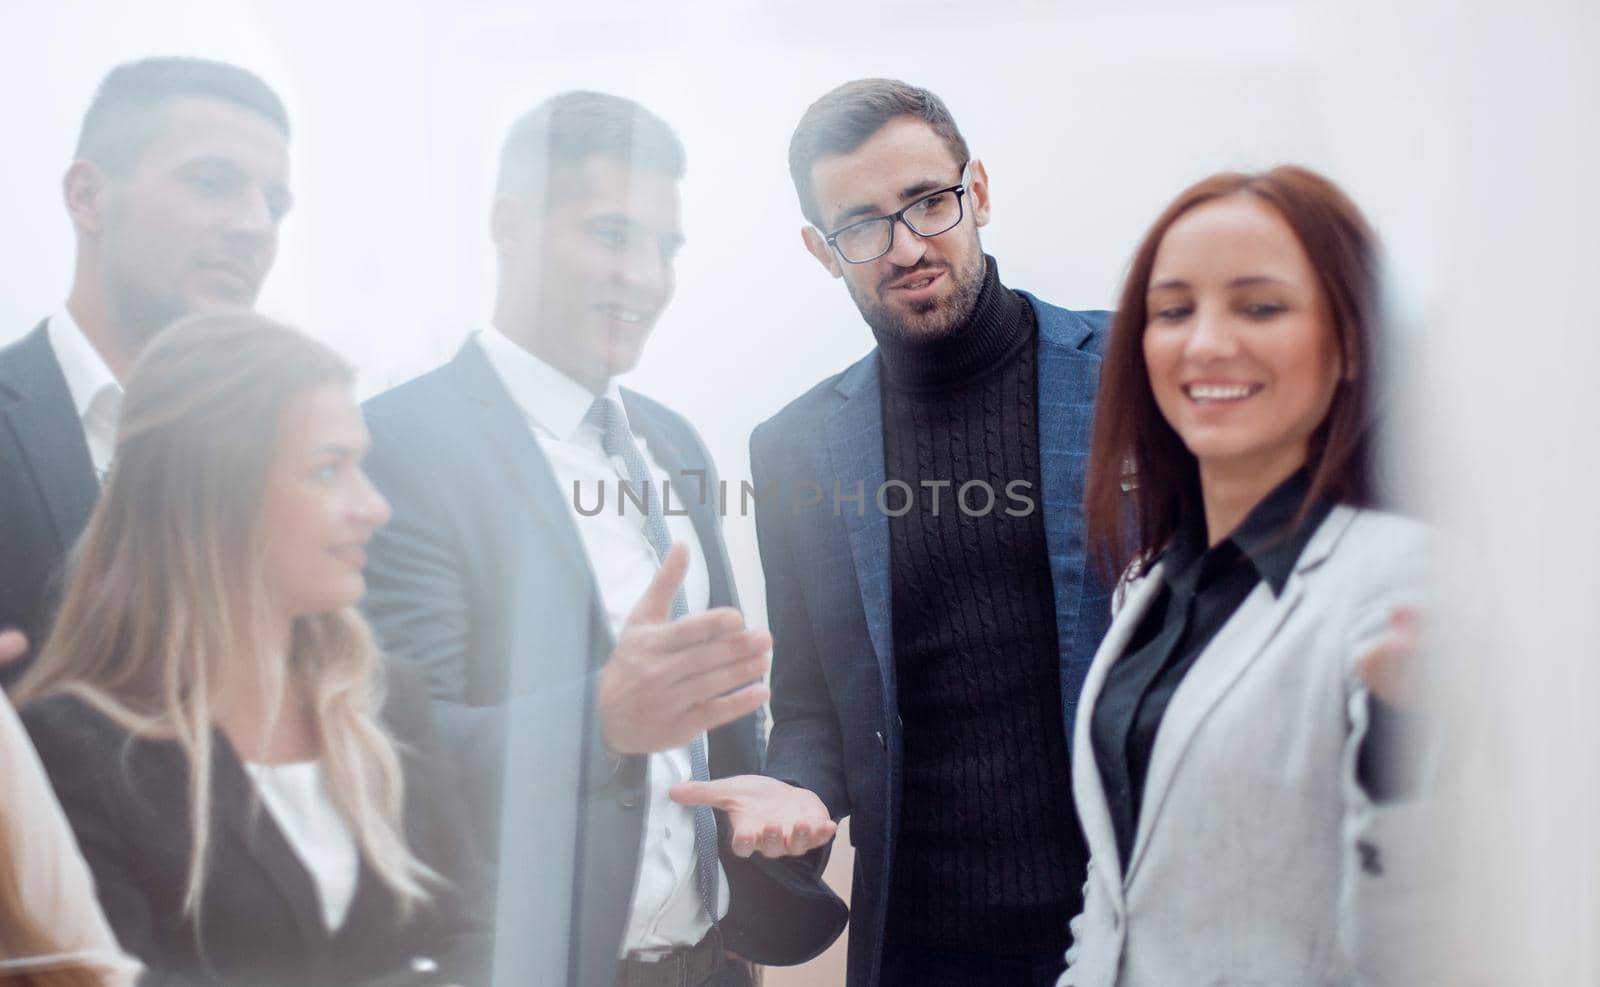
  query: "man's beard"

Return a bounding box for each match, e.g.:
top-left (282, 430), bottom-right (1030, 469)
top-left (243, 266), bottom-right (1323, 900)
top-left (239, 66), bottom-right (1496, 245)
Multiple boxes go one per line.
top-left (848, 250), bottom-right (985, 343)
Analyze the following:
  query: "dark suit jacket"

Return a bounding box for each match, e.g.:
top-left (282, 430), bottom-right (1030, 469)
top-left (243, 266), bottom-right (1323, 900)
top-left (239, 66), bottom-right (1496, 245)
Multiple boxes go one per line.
top-left (749, 294), bottom-right (1113, 987)
top-left (21, 661), bottom-right (492, 987)
top-left (0, 322), bottom-right (99, 687)
top-left (360, 339), bottom-right (846, 987)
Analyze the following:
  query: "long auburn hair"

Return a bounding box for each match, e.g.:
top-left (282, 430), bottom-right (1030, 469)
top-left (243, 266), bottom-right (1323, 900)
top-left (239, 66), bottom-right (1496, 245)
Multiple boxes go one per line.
top-left (16, 313), bottom-right (435, 919)
top-left (1083, 165), bottom-right (1382, 583)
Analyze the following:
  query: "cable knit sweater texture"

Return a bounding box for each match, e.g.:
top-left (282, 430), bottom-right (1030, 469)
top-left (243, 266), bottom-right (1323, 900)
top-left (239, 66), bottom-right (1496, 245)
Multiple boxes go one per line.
top-left (875, 257), bottom-right (1083, 955)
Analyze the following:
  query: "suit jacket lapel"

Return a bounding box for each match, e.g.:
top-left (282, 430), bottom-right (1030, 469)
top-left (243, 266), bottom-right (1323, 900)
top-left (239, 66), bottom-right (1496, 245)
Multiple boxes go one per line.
top-left (824, 355), bottom-right (894, 703)
top-left (625, 392), bottom-right (767, 775)
top-left (0, 323), bottom-right (98, 552)
top-left (447, 339), bottom-right (601, 625)
top-left (623, 392), bottom-right (738, 611)
top-left (1028, 295), bottom-right (1105, 745)
top-left (1122, 582), bottom-right (1303, 887)
top-left (1122, 507), bottom-right (1359, 886)
top-left (210, 736), bottom-right (331, 952)
top-left (1073, 569), bottom-right (1169, 904)
top-left (329, 863), bottom-right (389, 953)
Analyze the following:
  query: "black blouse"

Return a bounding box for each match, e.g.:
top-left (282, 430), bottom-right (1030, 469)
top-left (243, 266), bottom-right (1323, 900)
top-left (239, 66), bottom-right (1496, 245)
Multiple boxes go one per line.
top-left (1090, 470), bottom-right (1331, 867)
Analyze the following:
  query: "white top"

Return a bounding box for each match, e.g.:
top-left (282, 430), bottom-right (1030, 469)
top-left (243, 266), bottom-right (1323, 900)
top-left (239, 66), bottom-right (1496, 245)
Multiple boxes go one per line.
top-left (476, 326), bottom-right (729, 954)
top-left (243, 760), bottom-right (360, 932)
top-left (45, 306), bottom-right (122, 481)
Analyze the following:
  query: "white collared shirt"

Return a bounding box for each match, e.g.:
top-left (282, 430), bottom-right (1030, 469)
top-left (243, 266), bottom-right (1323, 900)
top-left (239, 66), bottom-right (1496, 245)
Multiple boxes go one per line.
top-left (475, 326), bottom-right (729, 954)
top-left (45, 306), bottom-right (122, 482)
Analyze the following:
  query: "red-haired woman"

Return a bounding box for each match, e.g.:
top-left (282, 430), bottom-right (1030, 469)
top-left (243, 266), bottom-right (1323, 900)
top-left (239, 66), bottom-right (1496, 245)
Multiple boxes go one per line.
top-left (1061, 166), bottom-right (1427, 986)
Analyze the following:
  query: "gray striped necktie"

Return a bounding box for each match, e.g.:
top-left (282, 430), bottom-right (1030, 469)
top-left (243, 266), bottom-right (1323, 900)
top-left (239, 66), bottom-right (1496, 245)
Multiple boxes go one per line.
top-left (584, 396), bottom-right (720, 925)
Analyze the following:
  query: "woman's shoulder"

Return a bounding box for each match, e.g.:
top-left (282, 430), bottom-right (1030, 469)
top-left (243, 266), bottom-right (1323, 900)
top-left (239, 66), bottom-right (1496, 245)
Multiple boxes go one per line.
top-left (1341, 505), bottom-right (1432, 547)
top-left (1315, 505), bottom-right (1434, 579)
top-left (15, 692), bottom-right (152, 809)
top-left (19, 692), bottom-right (184, 785)
top-left (1318, 507), bottom-right (1433, 649)
top-left (18, 691), bottom-right (128, 752)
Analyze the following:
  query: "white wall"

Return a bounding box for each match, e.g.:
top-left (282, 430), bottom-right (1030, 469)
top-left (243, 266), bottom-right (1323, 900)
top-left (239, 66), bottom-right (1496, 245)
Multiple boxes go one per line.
top-left (0, 0), bottom-right (1356, 641)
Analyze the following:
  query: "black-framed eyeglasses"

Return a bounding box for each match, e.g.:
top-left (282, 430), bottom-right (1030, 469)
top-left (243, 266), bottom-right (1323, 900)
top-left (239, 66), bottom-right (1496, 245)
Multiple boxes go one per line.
top-left (821, 164), bottom-right (970, 264)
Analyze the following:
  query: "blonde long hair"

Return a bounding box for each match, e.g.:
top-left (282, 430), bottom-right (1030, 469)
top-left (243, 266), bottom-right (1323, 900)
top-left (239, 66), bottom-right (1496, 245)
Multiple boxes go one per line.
top-left (17, 313), bottom-right (434, 919)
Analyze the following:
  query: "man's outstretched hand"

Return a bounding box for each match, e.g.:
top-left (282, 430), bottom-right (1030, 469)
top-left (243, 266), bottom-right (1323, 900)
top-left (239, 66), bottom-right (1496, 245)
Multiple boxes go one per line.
top-left (670, 774), bottom-right (836, 858)
top-left (599, 544), bottom-right (771, 754)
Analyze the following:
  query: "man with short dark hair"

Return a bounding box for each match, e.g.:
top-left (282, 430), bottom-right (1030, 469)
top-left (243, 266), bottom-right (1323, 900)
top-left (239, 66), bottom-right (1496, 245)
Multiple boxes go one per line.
top-left (361, 91), bottom-right (844, 987)
top-left (676, 78), bottom-right (1113, 986)
top-left (0, 56), bottom-right (291, 684)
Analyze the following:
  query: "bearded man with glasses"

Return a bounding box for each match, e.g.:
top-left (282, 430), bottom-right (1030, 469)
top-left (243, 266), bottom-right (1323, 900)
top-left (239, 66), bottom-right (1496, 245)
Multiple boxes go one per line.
top-left (670, 79), bottom-right (1112, 986)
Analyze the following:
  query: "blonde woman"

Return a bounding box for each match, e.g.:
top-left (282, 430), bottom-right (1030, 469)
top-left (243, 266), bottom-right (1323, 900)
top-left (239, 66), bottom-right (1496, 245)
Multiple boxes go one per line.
top-left (16, 314), bottom-right (489, 986)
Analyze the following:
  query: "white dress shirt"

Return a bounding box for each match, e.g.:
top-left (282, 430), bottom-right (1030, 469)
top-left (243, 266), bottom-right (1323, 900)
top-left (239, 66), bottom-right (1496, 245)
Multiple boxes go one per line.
top-left (243, 760), bottom-right (361, 932)
top-left (45, 306), bottom-right (122, 482)
top-left (476, 326), bottom-right (729, 955)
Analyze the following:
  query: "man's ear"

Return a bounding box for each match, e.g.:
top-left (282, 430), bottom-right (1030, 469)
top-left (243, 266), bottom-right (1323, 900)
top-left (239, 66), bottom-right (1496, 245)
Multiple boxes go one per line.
top-left (966, 158), bottom-right (992, 228)
top-left (62, 160), bottom-right (106, 236)
top-left (490, 194), bottom-right (525, 259)
top-left (800, 225), bottom-right (843, 278)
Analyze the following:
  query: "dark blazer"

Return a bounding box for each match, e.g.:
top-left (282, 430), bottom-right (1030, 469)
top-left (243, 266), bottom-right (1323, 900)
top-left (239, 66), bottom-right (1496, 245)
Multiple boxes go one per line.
top-left (0, 322), bottom-right (99, 686)
top-left (749, 294), bottom-right (1112, 987)
top-left (21, 661), bottom-right (493, 987)
top-left (360, 339), bottom-right (846, 987)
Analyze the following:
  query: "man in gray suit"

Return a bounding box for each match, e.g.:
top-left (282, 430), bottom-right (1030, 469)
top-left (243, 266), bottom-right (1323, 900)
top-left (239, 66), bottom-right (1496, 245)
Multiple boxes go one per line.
top-left (361, 92), bottom-right (845, 987)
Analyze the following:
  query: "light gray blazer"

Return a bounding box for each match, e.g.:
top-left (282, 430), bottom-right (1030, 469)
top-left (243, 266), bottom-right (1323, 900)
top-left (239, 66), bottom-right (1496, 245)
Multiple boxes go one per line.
top-left (1060, 505), bottom-right (1431, 987)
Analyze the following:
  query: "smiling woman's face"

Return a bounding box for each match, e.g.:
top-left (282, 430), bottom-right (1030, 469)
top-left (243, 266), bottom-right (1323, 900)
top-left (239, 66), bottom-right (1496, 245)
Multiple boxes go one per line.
top-left (1142, 194), bottom-right (1345, 491)
top-left (259, 383), bottom-right (391, 621)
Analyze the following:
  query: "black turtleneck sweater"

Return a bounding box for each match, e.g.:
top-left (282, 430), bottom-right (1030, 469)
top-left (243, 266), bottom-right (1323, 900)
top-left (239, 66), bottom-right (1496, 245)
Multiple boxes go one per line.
top-left (878, 257), bottom-right (1083, 956)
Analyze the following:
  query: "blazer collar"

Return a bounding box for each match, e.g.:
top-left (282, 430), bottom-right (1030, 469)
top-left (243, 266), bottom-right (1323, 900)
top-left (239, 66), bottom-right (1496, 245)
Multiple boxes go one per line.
top-left (623, 392), bottom-right (739, 610)
top-left (45, 307), bottom-right (119, 422)
top-left (1119, 505), bottom-right (1361, 887)
top-left (823, 354), bottom-right (893, 701)
top-left (446, 337), bottom-right (738, 620)
top-left (474, 326), bottom-right (626, 443)
top-left (0, 321), bottom-right (99, 550)
top-left (209, 735), bottom-right (338, 950)
top-left (447, 337), bottom-right (600, 614)
top-left (1017, 290), bottom-right (1095, 350)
